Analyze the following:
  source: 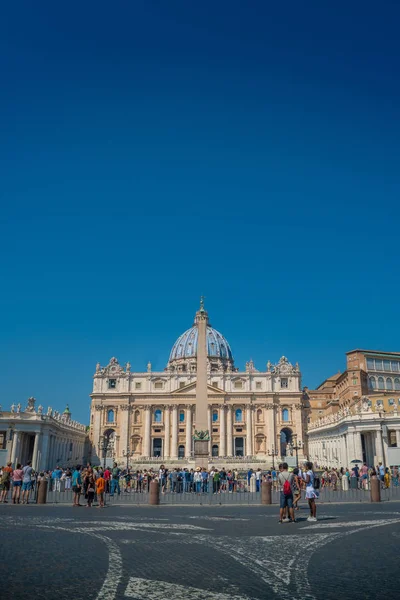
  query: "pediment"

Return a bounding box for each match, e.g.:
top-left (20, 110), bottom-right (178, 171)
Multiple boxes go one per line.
top-left (172, 381), bottom-right (225, 395)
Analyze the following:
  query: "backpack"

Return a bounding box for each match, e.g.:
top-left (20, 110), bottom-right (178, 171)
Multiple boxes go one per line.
top-left (314, 476), bottom-right (320, 490)
top-left (1, 470), bottom-right (10, 483)
top-left (283, 477), bottom-right (291, 496)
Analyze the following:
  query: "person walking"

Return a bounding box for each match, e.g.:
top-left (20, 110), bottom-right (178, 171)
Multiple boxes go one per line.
top-left (304, 461), bottom-right (318, 522)
top-left (278, 462), bottom-right (295, 524)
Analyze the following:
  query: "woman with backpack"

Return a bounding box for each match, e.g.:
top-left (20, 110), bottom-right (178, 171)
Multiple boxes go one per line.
top-left (304, 461), bottom-right (318, 522)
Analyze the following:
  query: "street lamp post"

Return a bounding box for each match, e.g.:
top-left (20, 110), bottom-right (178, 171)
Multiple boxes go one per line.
top-left (289, 435), bottom-right (303, 468)
top-left (101, 435), bottom-right (110, 470)
top-left (268, 445), bottom-right (279, 469)
top-left (123, 449), bottom-right (133, 471)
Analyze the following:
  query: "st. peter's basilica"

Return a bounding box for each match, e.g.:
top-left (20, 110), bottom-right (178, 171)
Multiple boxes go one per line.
top-left (89, 302), bottom-right (308, 465)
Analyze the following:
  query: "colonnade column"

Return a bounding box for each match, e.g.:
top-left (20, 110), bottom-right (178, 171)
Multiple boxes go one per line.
top-left (219, 406), bottom-right (226, 457)
top-left (164, 407), bottom-right (170, 458)
top-left (171, 405), bottom-right (178, 459)
top-left (246, 405), bottom-right (253, 456)
top-left (185, 405), bottom-right (192, 458)
top-left (375, 429), bottom-right (384, 463)
top-left (143, 406), bottom-right (151, 457)
top-left (39, 433), bottom-right (50, 471)
top-left (11, 431), bottom-right (20, 466)
top-left (354, 432), bottom-right (363, 462)
top-left (32, 432), bottom-right (41, 471)
top-left (226, 405), bottom-right (233, 457)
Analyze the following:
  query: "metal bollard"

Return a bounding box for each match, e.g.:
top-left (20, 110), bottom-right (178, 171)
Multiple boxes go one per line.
top-left (37, 480), bottom-right (48, 504)
top-left (149, 480), bottom-right (160, 506)
top-left (261, 481), bottom-right (272, 505)
top-left (370, 476), bottom-right (381, 502)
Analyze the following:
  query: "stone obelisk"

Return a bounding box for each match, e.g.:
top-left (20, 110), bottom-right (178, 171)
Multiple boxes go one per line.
top-left (194, 297), bottom-right (210, 469)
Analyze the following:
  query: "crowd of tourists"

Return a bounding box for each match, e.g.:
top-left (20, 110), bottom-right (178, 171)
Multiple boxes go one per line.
top-left (318, 462), bottom-right (399, 489)
top-left (0, 459), bottom-right (398, 510)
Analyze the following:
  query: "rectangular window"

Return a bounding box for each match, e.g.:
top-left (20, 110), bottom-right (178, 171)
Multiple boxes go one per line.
top-left (234, 381), bottom-right (243, 389)
top-left (389, 431), bottom-right (397, 447)
top-left (135, 382), bottom-right (141, 390)
top-left (375, 360), bottom-right (383, 371)
top-left (281, 378), bottom-right (288, 388)
top-left (154, 382), bottom-right (163, 389)
top-left (392, 361), bottom-right (399, 372)
top-left (212, 380), bottom-right (218, 387)
top-left (256, 382), bottom-right (262, 389)
top-left (179, 382), bottom-right (186, 388)
top-left (212, 428), bottom-right (218, 433)
top-left (366, 358), bottom-right (375, 370)
top-left (108, 379), bottom-right (116, 389)
top-left (236, 428), bottom-right (243, 432)
top-left (179, 428), bottom-right (185, 433)
top-left (154, 429), bottom-right (161, 433)
top-left (384, 360), bottom-right (391, 371)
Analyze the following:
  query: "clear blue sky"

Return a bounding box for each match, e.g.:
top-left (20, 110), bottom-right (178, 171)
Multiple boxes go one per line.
top-left (1, 2), bottom-right (399, 423)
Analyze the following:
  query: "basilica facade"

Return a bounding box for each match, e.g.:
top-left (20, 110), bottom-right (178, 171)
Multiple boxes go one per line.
top-left (89, 305), bottom-right (308, 465)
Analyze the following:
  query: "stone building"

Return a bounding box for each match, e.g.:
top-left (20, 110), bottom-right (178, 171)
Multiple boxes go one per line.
top-left (0, 398), bottom-right (88, 470)
top-left (89, 302), bottom-right (308, 466)
top-left (305, 349), bottom-right (400, 467)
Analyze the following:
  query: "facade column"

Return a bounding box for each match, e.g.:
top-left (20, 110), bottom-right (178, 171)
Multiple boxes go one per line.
top-left (171, 405), bottom-right (178, 459)
top-left (219, 405), bottom-right (226, 457)
top-left (32, 432), bottom-right (41, 471)
top-left (207, 406), bottom-right (212, 454)
top-left (119, 407), bottom-right (129, 463)
top-left (185, 405), bottom-right (192, 458)
top-left (226, 405), bottom-right (233, 457)
top-left (246, 405), bottom-right (253, 456)
top-left (11, 431), bottom-right (21, 466)
top-left (164, 407), bottom-right (170, 458)
top-left (266, 405), bottom-right (275, 455)
top-left (143, 406), bottom-right (151, 457)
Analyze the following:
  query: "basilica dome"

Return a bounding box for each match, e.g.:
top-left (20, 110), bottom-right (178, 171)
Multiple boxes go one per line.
top-left (167, 303), bottom-right (235, 372)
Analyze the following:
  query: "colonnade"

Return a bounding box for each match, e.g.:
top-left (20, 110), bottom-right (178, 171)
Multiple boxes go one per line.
top-left (9, 429), bottom-right (86, 471)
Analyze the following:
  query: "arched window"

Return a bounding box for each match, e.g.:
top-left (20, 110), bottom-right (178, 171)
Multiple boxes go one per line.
top-left (235, 408), bottom-right (243, 422)
top-left (282, 408), bottom-right (289, 422)
top-left (386, 378), bottom-right (393, 390)
top-left (212, 410), bottom-right (218, 422)
top-left (179, 411), bottom-right (185, 423)
top-left (107, 409), bottom-right (114, 423)
top-left (369, 376), bottom-right (376, 390)
top-left (212, 444), bottom-right (219, 457)
top-left (395, 378), bottom-right (400, 391)
top-left (378, 377), bottom-right (385, 390)
top-left (257, 409), bottom-right (262, 423)
top-left (154, 409), bottom-right (162, 423)
top-left (134, 410), bottom-right (140, 424)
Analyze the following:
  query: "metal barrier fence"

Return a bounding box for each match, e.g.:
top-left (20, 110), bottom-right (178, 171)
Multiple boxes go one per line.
top-left (8, 477), bottom-right (400, 506)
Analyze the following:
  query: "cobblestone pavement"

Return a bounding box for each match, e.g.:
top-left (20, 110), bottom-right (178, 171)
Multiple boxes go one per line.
top-left (1, 503), bottom-right (400, 600)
